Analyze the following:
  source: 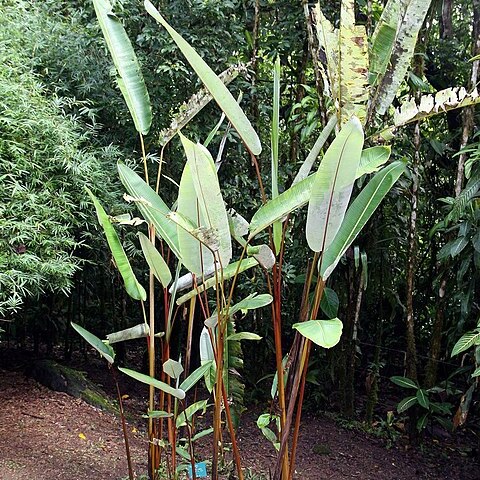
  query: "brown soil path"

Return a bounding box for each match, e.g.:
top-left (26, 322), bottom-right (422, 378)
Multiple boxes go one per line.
top-left (0, 369), bottom-right (146, 480)
top-left (0, 367), bottom-right (478, 480)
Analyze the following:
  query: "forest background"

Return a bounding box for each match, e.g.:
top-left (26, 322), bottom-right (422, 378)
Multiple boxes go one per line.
top-left (1, 0), bottom-right (480, 474)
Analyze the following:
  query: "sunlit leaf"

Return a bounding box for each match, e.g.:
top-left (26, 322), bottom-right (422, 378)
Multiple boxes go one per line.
top-left (176, 161), bottom-right (214, 276)
top-left (320, 161), bottom-right (406, 279)
top-left (176, 399), bottom-right (208, 428)
top-left (179, 361), bottom-right (214, 392)
top-left (227, 332), bottom-right (262, 341)
top-left (86, 188), bottom-right (146, 301)
top-left (145, 0), bottom-right (261, 155)
top-left (179, 134), bottom-right (231, 272)
top-left (292, 116), bottom-right (337, 186)
top-left (163, 359), bottom-right (184, 380)
top-left (93, 0), bottom-right (151, 134)
top-left (293, 318), bottom-right (343, 348)
top-left (249, 145), bottom-right (391, 239)
top-left (118, 163), bottom-right (181, 259)
top-left (306, 117), bottom-right (364, 252)
top-left (138, 232), bottom-right (171, 287)
top-left (176, 257), bottom-right (258, 305)
top-left (356, 146), bottom-right (391, 178)
top-left (71, 322), bottom-right (115, 364)
top-left (118, 367), bottom-right (185, 399)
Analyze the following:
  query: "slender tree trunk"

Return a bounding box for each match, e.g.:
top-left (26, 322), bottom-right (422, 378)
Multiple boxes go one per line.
top-left (455, 0), bottom-right (479, 196)
top-left (425, 0), bottom-right (480, 387)
top-left (302, 0), bottom-right (328, 126)
top-left (341, 258), bottom-right (356, 417)
top-left (405, 121), bottom-right (420, 383)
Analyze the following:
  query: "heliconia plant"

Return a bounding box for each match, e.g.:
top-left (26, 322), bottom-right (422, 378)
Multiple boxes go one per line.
top-left (72, 0), bottom-right (480, 479)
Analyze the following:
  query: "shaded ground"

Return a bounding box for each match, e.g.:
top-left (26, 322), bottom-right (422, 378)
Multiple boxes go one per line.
top-left (0, 369), bottom-right (147, 480)
top-left (0, 357), bottom-right (478, 479)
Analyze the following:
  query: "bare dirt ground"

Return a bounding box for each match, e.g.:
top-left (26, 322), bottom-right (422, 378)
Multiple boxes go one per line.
top-left (0, 358), bottom-right (479, 480)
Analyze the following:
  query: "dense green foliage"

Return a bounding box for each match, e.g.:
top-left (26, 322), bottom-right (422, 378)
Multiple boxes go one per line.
top-left (0, 2), bottom-right (123, 316)
top-left (1, 3), bottom-right (480, 474)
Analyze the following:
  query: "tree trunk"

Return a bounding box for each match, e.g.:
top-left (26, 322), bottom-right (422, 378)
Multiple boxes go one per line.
top-left (425, 0), bottom-right (480, 387)
top-left (405, 121), bottom-right (420, 383)
top-left (302, 0), bottom-right (328, 126)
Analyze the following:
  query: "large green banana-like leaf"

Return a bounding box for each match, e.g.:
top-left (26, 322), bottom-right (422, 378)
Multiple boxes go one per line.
top-left (249, 143), bottom-right (389, 239)
top-left (145, 0), bottom-right (261, 156)
top-left (369, 0), bottom-right (402, 80)
top-left (292, 116), bottom-right (337, 186)
top-left (176, 257), bottom-right (258, 305)
top-left (176, 162), bottom-right (214, 276)
top-left (93, 0), bottom-right (151, 135)
top-left (206, 293), bottom-right (273, 328)
top-left (356, 146), bottom-right (391, 177)
top-left (371, 0), bottom-right (432, 115)
top-left (138, 232), bottom-right (171, 287)
top-left (118, 367), bottom-right (185, 399)
top-left (117, 163), bottom-right (181, 259)
top-left (369, 23), bottom-right (396, 81)
top-left (71, 322), bottom-right (115, 364)
top-left (306, 117), bottom-right (364, 252)
top-left (86, 188), bottom-right (146, 301)
top-left (338, 1), bottom-right (369, 123)
top-left (249, 172), bottom-right (312, 239)
top-left (179, 134), bottom-right (232, 270)
top-left (293, 318), bottom-right (343, 348)
top-left (320, 160), bottom-right (406, 279)
top-left (159, 64), bottom-right (245, 146)
top-left (271, 57), bottom-right (282, 253)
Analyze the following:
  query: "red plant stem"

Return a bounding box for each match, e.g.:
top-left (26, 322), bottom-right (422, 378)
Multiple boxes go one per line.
top-left (288, 341), bottom-right (310, 480)
top-left (180, 398), bottom-right (197, 480)
top-left (212, 262), bottom-right (225, 480)
top-left (148, 224), bottom-right (157, 479)
top-left (111, 366), bottom-right (134, 480)
top-left (221, 383), bottom-right (245, 480)
top-left (288, 277), bottom-right (325, 478)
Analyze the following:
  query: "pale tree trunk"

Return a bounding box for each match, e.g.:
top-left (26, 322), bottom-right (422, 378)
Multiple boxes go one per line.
top-left (302, 0), bottom-right (328, 126)
top-left (425, 0), bottom-right (480, 387)
top-left (405, 121), bottom-right (420, 383)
